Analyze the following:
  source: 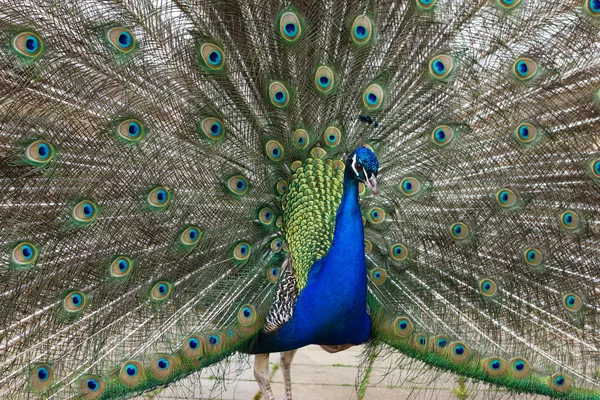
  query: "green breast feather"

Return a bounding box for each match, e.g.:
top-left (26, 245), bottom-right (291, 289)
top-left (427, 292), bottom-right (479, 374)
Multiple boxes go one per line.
top-left (281, 148), bottom-right (345, 291)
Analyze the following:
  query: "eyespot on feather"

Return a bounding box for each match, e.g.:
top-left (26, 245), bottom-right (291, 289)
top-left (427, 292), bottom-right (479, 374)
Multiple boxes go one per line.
top-left (276, 179), bottom-right (288, 195)
top-left (12, 242), bottom-right (39, 266)
top-left (29, 364), bottom-right (54, 391)
top-left (232, 242), bottom-right (251, 262)
top-left (79, 375), bottom-right (106, 399)
top-left (180, 226), bottom-right (202, 246)
top-left (12, 32), bottom-right (44, 57)
top-left (523, 248), bottom-right (543, 267)
top-left (117, 119), bottom-right (144, 142)
top-left (431, 125), bottom-right (454, 147)
top-left (119, 361), bottom-right (144, 387)
top-left (369, 268), bottom-right (386, 285)
top-left (559, 210), bottom-right (582, 231)
top-left (509, 357), bottom-right (532, 379)
top-left (447, 342), bottom-right (471, 363)
top-left (258, 207), bottom-right (275, 227)
top-left (350, 15), bottom-right (373, 44)
top-left (227, 175), bottom-right (249, 196)
top-left (366, 207), bottom-right (385, 225)
top-left (416, 0), bottom-right (437, 9)
top-left (399, 177), bottom-right (422, 197)
top-left (449, 222), bottom-right (469, 241)
top-left (315, 66), bottom-right (335, 93)
top-left (182, 335), bottom-right (204, 358)
top-left (413, 334), bottom-right (429, 351)
top-left (64, 291), bottom-right (86, 312)
top-left (390, 243), bottom-right (408, 262)
top-left (265, 140), bottom-right (284, 161)
top-left (72, 200), bottom-right (98, 224)
top-left (429, 55), bottom-right (454, 79)
top-left (393, 317), bottom-right (413, 337)
top-left (147, 186), bottom-right (171, 209)
top-left (497, 0), bottom-right (522, 9)
top-left (267, 265), bottom-right (281, 283)
top-left (563, 293), bottom-right (583, 312)
top-left (237, 304), bottom-right (258, 327)
top-left (200, 117), bottom-right (225, 141)
top-left (431, 335), bottom-right (451, 355)
top-left (478, 278), bottom-right (498, 297)
top-left (549, 373), bottom-right (572, 392)
top-left (482, 357), bottom-right (508, 377)
top-left (106, 27), bottom-right (135, 53)
top-left (279, 11), bottom-right (302, 42)
top-left (323, 126), bottom-right (341, 146)
top-left (585, 0), bottom-right (600, 16)
top-left (495, 188), bottom-right (517, 208)
top-left (26, 140), bottom-right (54, 164)
top-left (270, 238), bottom-right (283, 252)
top-left (269, 81), bottom-right (290, 108)
top-left (151, 281), bottom-right (172, 301)
top-left (205, 332), bottom-right (224, 353)
top-left (200, 43), bottom-right (225, 70)
top-left (513, 58), bottom-right (538, 81)
top-left (110, 256), bottom-right (133, 278)
top-left (292, 129), bottom-right (310, 149)
top-left (513, 122), bottom-right (539, 145)
top-left (364, 239), bottom-right (372, 254)
top-left (363, 84), bottom-right (384, 110)
top-left (150, 354), bottom-right (175, 380)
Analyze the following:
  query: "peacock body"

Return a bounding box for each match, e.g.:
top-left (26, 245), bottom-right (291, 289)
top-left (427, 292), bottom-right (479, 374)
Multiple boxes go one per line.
top-left (1, 0), bottom-right (600, 399)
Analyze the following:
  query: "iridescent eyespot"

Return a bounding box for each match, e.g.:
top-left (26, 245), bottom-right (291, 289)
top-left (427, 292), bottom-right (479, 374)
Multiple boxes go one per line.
top-left (79, 375), bottom-right (105, 397)
top-left (323, 126), bottom-right (341, 146)
top-left (183, 335), bottom-right (204, 358)
top-left (64, 291), bottom-right (86, 312)
top-left (200, 117), bottom-right (225, 141)
top-left (106, 28), bottom-right (135, 53)
top-left (478, 278), bottom-right (497, 297)
top-left (200, 43), bottom-right (225, 70)
top-left (585, 0), bottom-right (600, 16)
top-left (72, 200), bottom-right (98, 224)
top-left (276, 179), bottom-right (288, 195)
top-left (227, 175), bottom-right (249, 196)
top-left (276, 216), bottom-right (283, 228)
top-left (563, 293), bottom-right (582, 312)
top-left (26, 140), bottom-right (54, 165)
top-left (151, 281), bottom-right (172, 301)
top-left (390, 243), bottom-right (408, 262)
top-left (237, 304), bottom-right (258, 326)
top-left (205, 332), bottom-right (223, 352)
top-left (495, 188), bottom-right (517, 208)
top-left (513, 122), bottom-right (538, 145)
top-left (270, 238), bottom-right (283, 252)
top-left (393, 317), bottom-right (413, 337)
top-left (12, 32), bottom-right (43, 57)
top-left (429, 55), bottom-right (454, 79)
top-left (120, 361), bottom-right (143, 387)
top-left (11, 241), bottom-right (39, 266)
top-left (265, 140), bottom-right (284, 161)
top-left (513, 58), bottom-right (538, 81)
top-left (497, 0), bottom-right (522, 9)
top-left (292, 129), bottom-right (310, 149)
top-left (363, 84), bottom-right (384, 110)
top-left (267, 265), bottom-right (280, 283)
top-left (416, 0), bottom-right (437, 9)
top-left (315, 66), bottom-right (335, 93)
top-left (258, 207), bottom-right (275, 226)
top-left (448, 342), bottom-right (471, 363)
top-left (414, 335), bottom-right (428, 349)
top-left (509, 357), bottom-right (531, 379)
top-left (149, 355), bottom-right (174, 380)
top-left (280, 12), bottom-right (302, 42)
top-left (560, 210), bottom-right (581, 231)
top-left (523, 248), bottom-right (543, 267)
top-left (269, 81), bottom-right (290, 108)
top-left (432, 336), bottom-right (450, 354)
top-left (364, 239), bottom-right (372, 254)
top-left (431, 125), bottom-right (454, 147)
top-left (483, 357), bottom-right (508, 377)
top-left (181, 226), bottom-right (202, 246)
top-left (351, 15), bottom-right (373, 44)
top-left (117, 119), bottom-right (145, 142)
top-left (233, 242), bottom-right (251, 262)
top-left (399, 177), bottom-right (422, 197)
top-left (147, 186), bottom-right (171, 209)
top-left (449, 222), bottom-right (469, 240)
top-left (366, 207), bottom-right (385, 225)
top-left (550, 373), bottom-right (572, 392)
top-left (110, 256), bottom-right (133, 278)
top-left (369, 268), bottom-right (386, 285)
top-left (30, 364), bottom-right (53, 391)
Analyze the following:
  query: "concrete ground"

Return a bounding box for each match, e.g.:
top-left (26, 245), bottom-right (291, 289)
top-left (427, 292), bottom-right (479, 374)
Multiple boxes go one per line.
top-left (137, 345), bottom-right (536, 400)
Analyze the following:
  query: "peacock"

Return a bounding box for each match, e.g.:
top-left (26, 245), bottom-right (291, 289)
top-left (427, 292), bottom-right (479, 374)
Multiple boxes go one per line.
top-left (1, 0), bottom-right (600, 399)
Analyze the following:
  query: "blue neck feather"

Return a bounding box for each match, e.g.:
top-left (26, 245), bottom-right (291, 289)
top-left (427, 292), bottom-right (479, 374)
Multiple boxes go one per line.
top-left (254, 167), bottom-right (372, 353)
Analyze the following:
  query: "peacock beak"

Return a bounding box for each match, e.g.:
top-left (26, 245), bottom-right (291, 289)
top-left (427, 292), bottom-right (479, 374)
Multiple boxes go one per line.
top-left (364, 173), bottom-right (378, 196)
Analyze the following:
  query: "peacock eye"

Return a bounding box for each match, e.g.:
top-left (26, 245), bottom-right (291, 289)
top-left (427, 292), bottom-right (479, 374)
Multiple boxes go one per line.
top-left (64, 291), bottom-right (86, 312)
top-left (323, 126), bottom-right (341, 146)
top-left (431, 125), bottom-right (454, 147)
top-left (72, 200), bottom-right (98, 224)
top-left (280, 12), bottom-right (302, 42)
top-left (351, 15), bottom-right (373, 44)
top-left (363, 84), bottom-right (384, 110)
top-left (429, 54), bottom-right (454, 79)
top-left (265, 140), bottom-right (284, 161)
top-left (497, 0), bottom-right (522, 9)
top-left (200, 43), bottom-right (225, 70)
top-left (513, 57), bottom-right (538, 81)
top-left (26, 140), bottom-right (55, 164)
top-left (315, 66), bottom-right (334, 93)
top-left (107, 28), bottom-right (135, 52)
top-left (227, 175), bottom-right (249, 196)
top-left (269, 81), bottom-right (290, 108)
top-left (586, 0), bottom-right (600, 16)
top-left (232, 242), bottom-right (251, 262)
top-left (478, 278), bottom-right (497, 296)
top-left (110, 256), bottom-right (133, 278)
top-left (151, 281), bottom-right (172, 300)
top-left (117, 119), bottom-right (145, 142)
top-left (12, 32), bottom-right (43, 57)
top-left (416, 0), bottom-right (436, 9)
top-left (147, 186), bottom-right (171, 209)
top-left (12, 242), bottom-right (39, 266)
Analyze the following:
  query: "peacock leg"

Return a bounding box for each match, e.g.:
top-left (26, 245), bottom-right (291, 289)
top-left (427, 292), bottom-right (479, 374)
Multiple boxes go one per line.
top-left (254, 353), bottom-right (275, 400)
top-left (280, 349), bottom-right (298, 400)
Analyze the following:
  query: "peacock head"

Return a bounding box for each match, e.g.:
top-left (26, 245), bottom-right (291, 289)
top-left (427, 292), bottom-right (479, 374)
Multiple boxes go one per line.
top-left (347, 147), bottom-right (379, 194)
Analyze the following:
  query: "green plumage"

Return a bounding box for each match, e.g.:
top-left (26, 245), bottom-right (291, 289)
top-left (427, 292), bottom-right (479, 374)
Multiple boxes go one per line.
top-left (1, 0), bottom-right (599, 399)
